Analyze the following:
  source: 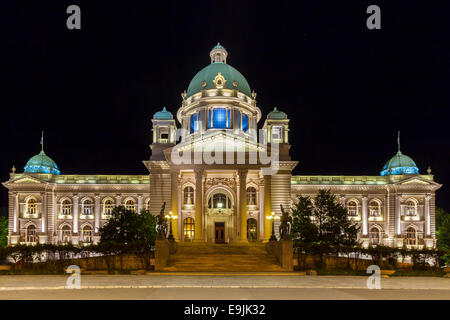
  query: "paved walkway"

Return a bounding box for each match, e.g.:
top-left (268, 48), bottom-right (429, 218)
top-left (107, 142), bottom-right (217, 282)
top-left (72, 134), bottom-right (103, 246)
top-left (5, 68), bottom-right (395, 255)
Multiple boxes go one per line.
top-left (0, 274), bottom-right (449, 291)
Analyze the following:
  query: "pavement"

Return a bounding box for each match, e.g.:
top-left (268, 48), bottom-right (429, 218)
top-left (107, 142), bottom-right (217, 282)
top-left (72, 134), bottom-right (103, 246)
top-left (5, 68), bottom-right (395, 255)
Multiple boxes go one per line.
top-left (0, 274), bottom-right (449, 299)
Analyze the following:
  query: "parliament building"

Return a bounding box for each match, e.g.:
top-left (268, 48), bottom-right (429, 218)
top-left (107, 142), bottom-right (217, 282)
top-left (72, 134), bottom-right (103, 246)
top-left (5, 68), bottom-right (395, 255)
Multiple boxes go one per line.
top-left (3, 44), bottom-right (442, 249)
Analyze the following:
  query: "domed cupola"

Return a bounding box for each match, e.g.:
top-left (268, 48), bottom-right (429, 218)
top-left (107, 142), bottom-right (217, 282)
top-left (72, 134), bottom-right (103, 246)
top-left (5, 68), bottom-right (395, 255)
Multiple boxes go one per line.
top-left (380, 132), bottom-right (419, 176)
top-left (267, 107), bottom-right (288, 120)
top-left (153, 107), bottom-right (173, 120)
top-left (186, 43), bottom-right (252, 98)
top-left (24, 134), bottom-right (61, 175)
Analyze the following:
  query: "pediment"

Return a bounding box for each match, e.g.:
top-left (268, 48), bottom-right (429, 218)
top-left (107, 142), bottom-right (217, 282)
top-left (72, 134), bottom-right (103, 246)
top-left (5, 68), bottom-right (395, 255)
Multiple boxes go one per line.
top-left (11, 175), bottom-right (45, 184)
top-left (400, 179), bottom-right (430, 185)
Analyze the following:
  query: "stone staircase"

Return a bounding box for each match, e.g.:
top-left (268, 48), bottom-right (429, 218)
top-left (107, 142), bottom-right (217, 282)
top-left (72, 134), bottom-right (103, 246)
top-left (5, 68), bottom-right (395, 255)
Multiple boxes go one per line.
top-left (160, 242), bottom-right (285, 272)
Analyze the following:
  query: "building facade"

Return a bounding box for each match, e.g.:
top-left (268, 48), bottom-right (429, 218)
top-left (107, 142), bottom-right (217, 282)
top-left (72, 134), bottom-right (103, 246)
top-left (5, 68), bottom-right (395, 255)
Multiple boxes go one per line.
top-left (3, 44), bottom-right (442, 249)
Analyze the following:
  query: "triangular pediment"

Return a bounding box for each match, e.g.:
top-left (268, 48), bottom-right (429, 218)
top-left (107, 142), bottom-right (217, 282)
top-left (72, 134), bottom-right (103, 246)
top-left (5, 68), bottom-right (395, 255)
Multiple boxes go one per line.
top-left (10, 174), bottom-right (46, 184)
top-left (401, 179), bottom-right (430, 185)
top-left (394, 175), bottom-right (439, 186)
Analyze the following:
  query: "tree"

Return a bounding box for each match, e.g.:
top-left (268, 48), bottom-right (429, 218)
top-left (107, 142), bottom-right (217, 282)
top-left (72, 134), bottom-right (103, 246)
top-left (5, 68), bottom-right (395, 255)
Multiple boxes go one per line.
top-left (99, 206), bottom-right (156, 246)
top-left (436, 207), bottom-right (450, 264)
top-left (0, 216), bottom-right (8, 248)
top-left (291, 189), bottom-right (360, 247)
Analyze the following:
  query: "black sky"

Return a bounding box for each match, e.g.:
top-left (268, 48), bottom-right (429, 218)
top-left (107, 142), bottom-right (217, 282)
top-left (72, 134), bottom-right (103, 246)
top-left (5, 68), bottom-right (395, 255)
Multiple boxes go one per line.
top-left (1, 1), bottom-right (449, 215)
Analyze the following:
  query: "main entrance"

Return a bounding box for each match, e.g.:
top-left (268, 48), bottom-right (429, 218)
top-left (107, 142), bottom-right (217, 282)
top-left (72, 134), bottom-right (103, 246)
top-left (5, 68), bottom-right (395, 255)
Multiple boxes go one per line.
top-left (215, 222), bottom-right (225, 243)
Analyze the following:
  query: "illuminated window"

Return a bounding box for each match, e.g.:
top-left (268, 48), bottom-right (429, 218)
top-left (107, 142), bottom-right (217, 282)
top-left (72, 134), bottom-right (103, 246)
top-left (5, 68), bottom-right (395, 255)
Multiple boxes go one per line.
top-left (27, 198), bottom-right (37, 215)
top-left (190, 113), bottom-right (198, 133)
top-left (242, 113), bottom-right (249, 132)
top-left (369, 228), bottom-right (380, 245)
top-left (62, 200), bottom-right (72, 215)
top-left (82, 225), bottom-right (92, 243)
top-left (272, 126), bottom-right (283, 141)
top-left (213, 108), bottom-right (227, 128)
top-left (62, 225), bottom-right (71, 243)
top-left (247, 187), bottom-right (257, 206)
top-left (369, 201), bottom-right (380, 217)
top-left (104, 200), bottom-right (114, 215)
top-left (211, 193), bottom-right (231, 209)
top-left (125, 199), bottom-right (136, 212)
top-left (82, 199), bottom-right (93, 215)
top-left (183, 217), bottom-right (195, 240)
top-left (406, 201), bottom-right (416, 216)
top-left (26, 225), bottom-right (36, 243)
top-left (184, 187), bottom-right (194, 205)
top-left (347, 201), bottom-right (358, 216)
top-left (406, 227), bottom-right (417, 245)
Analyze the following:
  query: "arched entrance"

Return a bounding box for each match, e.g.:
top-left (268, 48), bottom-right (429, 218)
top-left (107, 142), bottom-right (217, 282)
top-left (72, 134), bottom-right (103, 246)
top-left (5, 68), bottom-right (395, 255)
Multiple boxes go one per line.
top-left (247, 218), bottom-right (257, 242)
top-left (205, 188), bottom-right (235, 243)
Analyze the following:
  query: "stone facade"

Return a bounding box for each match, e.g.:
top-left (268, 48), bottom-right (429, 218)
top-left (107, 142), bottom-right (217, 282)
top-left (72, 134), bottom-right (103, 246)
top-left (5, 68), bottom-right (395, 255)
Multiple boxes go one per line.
top-left (2, 44), bottom-right (442, 248)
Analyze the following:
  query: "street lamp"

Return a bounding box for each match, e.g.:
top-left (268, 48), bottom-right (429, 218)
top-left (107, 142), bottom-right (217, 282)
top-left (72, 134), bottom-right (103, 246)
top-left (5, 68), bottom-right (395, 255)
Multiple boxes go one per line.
top-left (266, 211), bottom-right (280, 241)
top-left (165, 211), bottom-right (178, 241)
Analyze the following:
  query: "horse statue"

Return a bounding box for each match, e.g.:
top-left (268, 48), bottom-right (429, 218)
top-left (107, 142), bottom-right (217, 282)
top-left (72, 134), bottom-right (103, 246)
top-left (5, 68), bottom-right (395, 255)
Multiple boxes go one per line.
top-left (156, 202), bottom-right (168, 239)
top-left (279, 204), bottom-right (292, 240)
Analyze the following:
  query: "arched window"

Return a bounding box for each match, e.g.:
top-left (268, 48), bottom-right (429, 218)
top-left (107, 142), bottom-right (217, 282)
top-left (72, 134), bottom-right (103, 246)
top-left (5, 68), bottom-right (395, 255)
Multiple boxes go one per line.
top-left (210, 193), bottom-right (231, 209)
top-left (184, 187), bottom-right (194, 205)
top-left (82, 199), bottom-right (93, 215)
top-left (82, 225), bottom-right (92, 243)
top-left (406, 227), bottom-right (417, 245)
top-left (26, 225), bottom-right (36, 243)
top-left (183, 217), bottom-right (195, 240)
top-left (369, 201), bottom-right (380, 217)
top-left (369, 228), bottom-right (380, 245)
top-left (406, 201), bottom-right (416, 216)
top-left (247, 187), bottom-right (257, 206)
top-left (62, 225), bottom-right (71, 243)
top-left (104, 199), bottom-right (114, 215)
top-left (242, 113), bottom-right (249, 132)
top-left (190, 113), bottom-right (199, 133)
top-left (27, 198), bottom-right (37, 215)
top-left (62, 200), bottom-right (72, 215)
top-left (347, 201), bottom-right (358, 216)
top-left (125, 199), bottom-right (136, 212)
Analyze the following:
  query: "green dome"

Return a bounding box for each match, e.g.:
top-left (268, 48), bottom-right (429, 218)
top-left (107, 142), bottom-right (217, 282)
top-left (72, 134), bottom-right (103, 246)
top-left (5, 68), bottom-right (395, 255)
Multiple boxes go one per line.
top-left (380, 151), bottom-right (419, 176)
top-left (153, 107), bottom-right (173, 120)
top-left (24, 150), bottom-right (61, 175)
top-left (267, 107), bottom-right (287, 120)
top-left (186, 62), bottom-right (251, 98)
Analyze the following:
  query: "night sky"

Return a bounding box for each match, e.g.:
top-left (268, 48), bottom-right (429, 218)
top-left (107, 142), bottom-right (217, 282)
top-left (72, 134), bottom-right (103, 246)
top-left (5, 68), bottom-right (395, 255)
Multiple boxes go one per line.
top-left (2, 1), bottom-right (450, 215)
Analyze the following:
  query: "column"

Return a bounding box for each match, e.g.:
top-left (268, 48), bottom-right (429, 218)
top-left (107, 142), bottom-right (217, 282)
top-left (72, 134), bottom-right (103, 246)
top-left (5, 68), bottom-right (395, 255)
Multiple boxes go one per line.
top-left (94, 195), bottom-right (100, 233)
top-left (396, 195), bottom-right (401, 235)
top-left (137, 195), bottom-right (143, 214)
top-left (41, 192), bottom-right (47, 233)
top-left (73, 195), bottom-right (79, 234)
top-left (263, 174), bottom-right (272, 242)
top-left (259, 179), bottom-right (265, 241)
top-left (425, 195), bottom-right (431, 236)
top-left (170, 171), bottom-right (179, 240)
top-left (194, 169), bottom-right (203, 241)
top-left (238, 169), bottom-right (248, 242)
top-left (115, 195), bottom-right (122, 207)
top-left (340, 195), bottom-right (346, 207)
top-left (362, 196), bottom-right (368, 235)
top-left (13, 193), bottom-right (18, 233)
top-left (177, 176), bottom-right (182, 241)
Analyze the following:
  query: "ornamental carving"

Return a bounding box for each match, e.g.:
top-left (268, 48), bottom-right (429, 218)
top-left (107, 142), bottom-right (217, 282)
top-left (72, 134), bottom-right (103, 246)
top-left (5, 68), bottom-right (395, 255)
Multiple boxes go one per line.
top-left (204, 177), bottom-right (236, 191)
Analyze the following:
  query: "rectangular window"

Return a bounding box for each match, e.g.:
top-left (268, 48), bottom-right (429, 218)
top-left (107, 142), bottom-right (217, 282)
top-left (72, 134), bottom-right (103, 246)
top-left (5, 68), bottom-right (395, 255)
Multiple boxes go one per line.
top-left (213, 108), bottom-right (227, 128)
top-left (242, 114), bottom-right (249, 132)
top-left (190, 113), bottom-right (198, 133)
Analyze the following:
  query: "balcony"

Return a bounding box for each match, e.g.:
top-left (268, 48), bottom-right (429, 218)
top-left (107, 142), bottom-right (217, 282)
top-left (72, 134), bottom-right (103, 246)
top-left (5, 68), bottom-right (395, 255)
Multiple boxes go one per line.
top-left (23, 212), bottom-right (39, 219)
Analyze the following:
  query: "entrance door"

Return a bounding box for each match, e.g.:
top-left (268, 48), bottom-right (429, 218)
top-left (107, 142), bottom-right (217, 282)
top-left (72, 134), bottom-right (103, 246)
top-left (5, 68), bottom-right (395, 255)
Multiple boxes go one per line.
top-left (215, 222), bottom-right (225, 243)
top-left (247, 218), bottom-right (257, 242)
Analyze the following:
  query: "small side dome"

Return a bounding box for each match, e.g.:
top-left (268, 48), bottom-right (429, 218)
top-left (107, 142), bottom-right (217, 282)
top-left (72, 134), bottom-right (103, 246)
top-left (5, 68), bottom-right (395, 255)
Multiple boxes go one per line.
top-left (380, 151), bottom-right (419, 176)
top-left (153, 107), bottom-right (173, 120)
top-left (267, 107), bottom-right (288, 120)
top-left (24, 150), bottom-right (61, 175)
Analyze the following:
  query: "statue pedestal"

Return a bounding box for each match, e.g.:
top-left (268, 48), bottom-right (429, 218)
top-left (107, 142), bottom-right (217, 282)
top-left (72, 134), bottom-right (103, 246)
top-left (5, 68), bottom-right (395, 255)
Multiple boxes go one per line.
top-left (154, 239), bottom-right (170, 271)
top-left (277, 240), bottom-right (293, 271)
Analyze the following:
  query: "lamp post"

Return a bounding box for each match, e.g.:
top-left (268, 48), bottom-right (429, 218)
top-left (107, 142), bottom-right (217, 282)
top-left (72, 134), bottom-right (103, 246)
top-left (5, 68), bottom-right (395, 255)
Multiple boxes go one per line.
top-left (266, 211), bottom-right (280, 241)
top-left (165, 211), bottom-right (178, 241)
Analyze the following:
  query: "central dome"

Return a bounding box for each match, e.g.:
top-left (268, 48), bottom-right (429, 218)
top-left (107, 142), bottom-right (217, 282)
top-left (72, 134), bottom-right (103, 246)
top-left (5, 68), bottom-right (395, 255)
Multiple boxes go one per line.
top-left (380, 151), bottom-right (419, 176)
top-left (24, 150), bottom-right (61, 175)
top-left (186, 44), bottom-right (252, 98)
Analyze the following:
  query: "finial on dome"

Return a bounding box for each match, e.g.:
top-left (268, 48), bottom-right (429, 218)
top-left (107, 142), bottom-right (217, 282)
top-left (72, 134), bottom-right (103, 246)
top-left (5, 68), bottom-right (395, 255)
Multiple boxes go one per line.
top-left (11, 165), bottom-right (16, 173)
top-left (427, 166), bottom-right (432, 175)
top-left (210, 43), bottom-right (228, 64)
